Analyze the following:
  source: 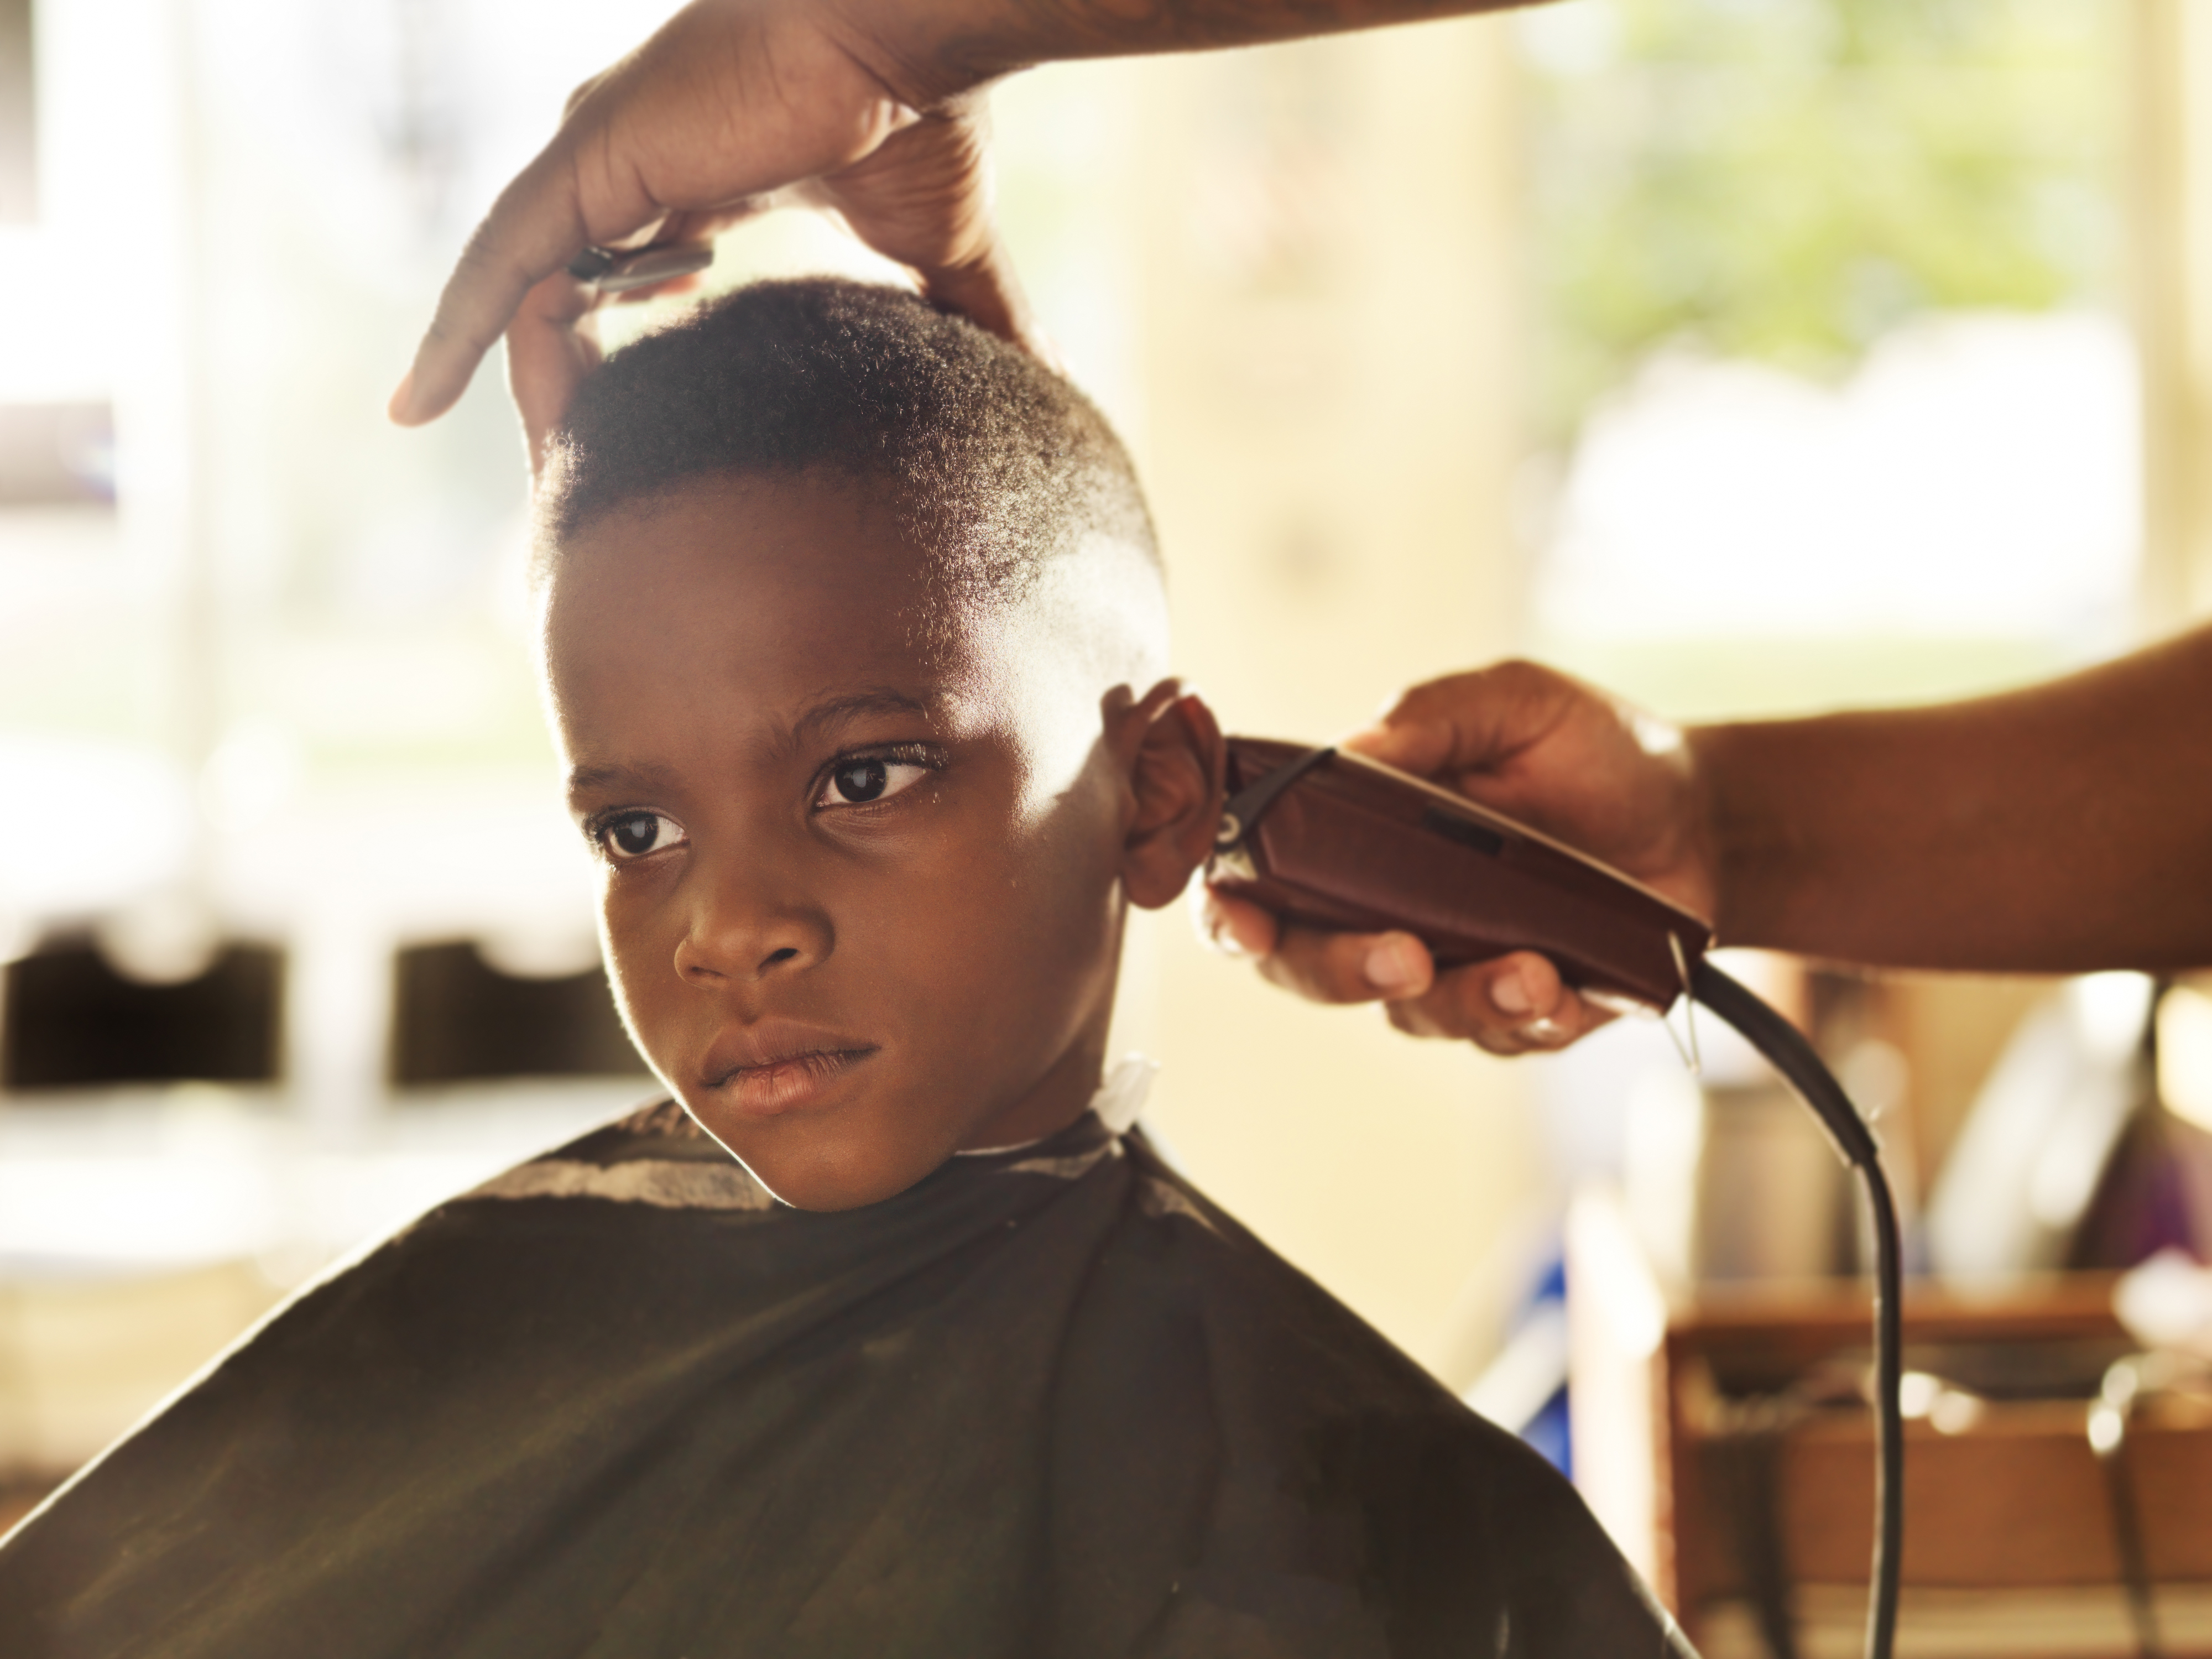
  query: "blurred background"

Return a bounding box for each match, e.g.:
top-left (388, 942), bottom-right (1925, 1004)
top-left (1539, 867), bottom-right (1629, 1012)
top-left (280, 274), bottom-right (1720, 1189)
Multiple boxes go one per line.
top-left (8, 0), bottom-right (2212, 1646)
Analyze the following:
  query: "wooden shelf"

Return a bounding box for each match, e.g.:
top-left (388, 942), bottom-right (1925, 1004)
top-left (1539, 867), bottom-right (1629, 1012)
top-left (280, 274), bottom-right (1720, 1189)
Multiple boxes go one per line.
top-left (1566, 1190), bottom-right (2212, 1656)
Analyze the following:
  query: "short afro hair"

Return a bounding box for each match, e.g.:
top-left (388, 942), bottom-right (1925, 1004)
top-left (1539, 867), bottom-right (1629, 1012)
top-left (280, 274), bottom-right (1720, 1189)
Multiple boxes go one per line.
top-left (535, 278), bottom-right (1157, 601)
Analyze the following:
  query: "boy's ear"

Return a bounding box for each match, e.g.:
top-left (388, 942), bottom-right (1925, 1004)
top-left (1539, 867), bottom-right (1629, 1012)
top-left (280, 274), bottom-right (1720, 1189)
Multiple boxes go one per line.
top-left (1115, 680), bottom-right (1227, 912)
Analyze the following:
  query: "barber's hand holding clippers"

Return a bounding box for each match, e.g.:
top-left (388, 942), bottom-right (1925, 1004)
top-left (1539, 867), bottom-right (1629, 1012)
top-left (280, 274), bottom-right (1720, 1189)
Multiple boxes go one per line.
top-left (1202, 660), bottom-right (1717, 1056)
top-left (1209, 624), bottom-right (2212, 1055)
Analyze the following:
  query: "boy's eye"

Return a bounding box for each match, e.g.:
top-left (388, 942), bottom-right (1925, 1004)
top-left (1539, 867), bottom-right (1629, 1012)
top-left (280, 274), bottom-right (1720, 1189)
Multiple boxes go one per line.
top-left (598, 811), bottom-right (685, 860)
top-left (816, 756), bottom-right (931, 809)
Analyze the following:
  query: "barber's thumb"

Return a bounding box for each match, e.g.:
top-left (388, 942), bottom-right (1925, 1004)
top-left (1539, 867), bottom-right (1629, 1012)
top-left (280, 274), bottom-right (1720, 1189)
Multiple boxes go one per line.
top-left (1196, 888), bottom-right (1277, 959)
top-left (1340, 716), bottom-right (1454, 780)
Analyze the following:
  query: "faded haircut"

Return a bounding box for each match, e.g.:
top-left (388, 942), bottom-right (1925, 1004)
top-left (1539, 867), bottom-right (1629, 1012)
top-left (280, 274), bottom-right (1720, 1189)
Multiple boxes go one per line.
top-left (534, 278), bottom-right (1159, 604)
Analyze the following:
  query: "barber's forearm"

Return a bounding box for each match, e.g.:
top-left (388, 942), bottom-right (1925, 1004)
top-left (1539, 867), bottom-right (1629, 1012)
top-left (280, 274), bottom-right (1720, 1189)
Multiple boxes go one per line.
top-left (1691, 623), bottom-right (2212, 974)
top-left (863, 0), bottom-right (1528, 100)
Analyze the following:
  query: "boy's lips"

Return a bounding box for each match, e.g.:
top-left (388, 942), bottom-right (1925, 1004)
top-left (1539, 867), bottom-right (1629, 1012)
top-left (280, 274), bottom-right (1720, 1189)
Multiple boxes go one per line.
top-left (698, 1024), bottom-right (880, 1117)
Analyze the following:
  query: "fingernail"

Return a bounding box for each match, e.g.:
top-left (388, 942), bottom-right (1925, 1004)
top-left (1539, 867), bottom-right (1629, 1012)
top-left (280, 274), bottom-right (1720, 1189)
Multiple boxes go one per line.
top-left (387, 368), bottom-right (416, 424)
top-left (1364, 936), bottom-right (1425, 995)
top-left (1491, 971), bottom-right (1535, 1016)
top-left (1195, 892), bottom-right (1250, 957)
top-left (1520, 1016), bottom-right (1568, 1045)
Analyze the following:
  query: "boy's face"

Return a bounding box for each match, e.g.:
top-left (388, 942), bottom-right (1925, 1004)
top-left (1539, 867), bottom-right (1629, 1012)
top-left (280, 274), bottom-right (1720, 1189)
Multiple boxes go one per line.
top-left (542, 472), bottom-right (1188, 1211)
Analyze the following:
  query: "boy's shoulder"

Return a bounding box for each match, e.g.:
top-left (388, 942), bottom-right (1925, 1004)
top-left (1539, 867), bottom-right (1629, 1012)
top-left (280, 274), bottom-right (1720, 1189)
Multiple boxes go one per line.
top-left (456, 1096), bottom-right (778, 1212)
top-left (0, 1101), bottom-right (1689, 1659)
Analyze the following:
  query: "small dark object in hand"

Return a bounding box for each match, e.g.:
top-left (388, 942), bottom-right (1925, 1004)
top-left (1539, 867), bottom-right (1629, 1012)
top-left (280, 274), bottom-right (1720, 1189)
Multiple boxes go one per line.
top-left (566, 242), bottom-right (715, 293)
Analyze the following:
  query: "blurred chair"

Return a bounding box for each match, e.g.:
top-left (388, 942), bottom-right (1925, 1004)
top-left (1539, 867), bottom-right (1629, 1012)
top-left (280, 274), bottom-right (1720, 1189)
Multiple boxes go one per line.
top-left (2, 937), bottom-right (281, 1092)
top-left (389, 940), bottom-right (643, 1089)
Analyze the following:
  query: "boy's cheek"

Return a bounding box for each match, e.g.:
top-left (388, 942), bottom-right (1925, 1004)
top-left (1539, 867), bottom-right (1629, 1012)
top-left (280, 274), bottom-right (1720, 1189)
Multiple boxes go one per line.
top-left (607, 966), bottom-right (680, 1088)
top-left (598, 910), bottom-right (687, 1072)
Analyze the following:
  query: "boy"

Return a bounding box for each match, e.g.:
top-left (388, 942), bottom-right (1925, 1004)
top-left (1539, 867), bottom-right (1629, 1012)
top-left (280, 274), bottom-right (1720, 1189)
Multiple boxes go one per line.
top-left (0, 281), bottom-right (1688, 1657)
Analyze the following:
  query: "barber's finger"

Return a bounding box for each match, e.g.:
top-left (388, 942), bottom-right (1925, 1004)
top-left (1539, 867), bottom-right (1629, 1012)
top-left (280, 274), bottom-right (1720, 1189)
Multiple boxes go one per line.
top-left (395, 149), bottom-right (614, 427)
top-left (1381, 950), bottom-right (1614, 1052)
top-left (505, 268), bottom-right (603, 479)
top-left (1259, 927), bottom-right (1436, 1007)
top-left (1194, 889), bottom-right (1280, 959)
top-left (563, 70), bottom-right (608, 122)
top-left (916, 237), bottom-right (1050, 361)
top-left (815, 102), bottom-right (1053, 356)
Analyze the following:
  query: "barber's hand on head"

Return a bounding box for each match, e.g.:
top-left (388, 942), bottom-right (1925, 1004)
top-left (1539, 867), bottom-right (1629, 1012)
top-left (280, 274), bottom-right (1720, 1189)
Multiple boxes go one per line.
top-left (1199, 660), bottom-right (1717, 1057)
top-left (398, 0), bottom-right (1038, 450)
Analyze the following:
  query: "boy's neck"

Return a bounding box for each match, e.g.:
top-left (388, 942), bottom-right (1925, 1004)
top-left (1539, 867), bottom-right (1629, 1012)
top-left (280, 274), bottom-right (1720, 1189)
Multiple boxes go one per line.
top-left (953, 1027), bottom-right (1109, 1152)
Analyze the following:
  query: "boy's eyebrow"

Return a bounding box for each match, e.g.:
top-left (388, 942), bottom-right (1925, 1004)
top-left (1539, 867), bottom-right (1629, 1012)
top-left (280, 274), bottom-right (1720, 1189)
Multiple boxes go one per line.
top-left (787, 688), bottom-right (935, 746)
top-left (566, 759), bottom-right (681, 799)
top-left (566, 692), bottom-right (938, 801)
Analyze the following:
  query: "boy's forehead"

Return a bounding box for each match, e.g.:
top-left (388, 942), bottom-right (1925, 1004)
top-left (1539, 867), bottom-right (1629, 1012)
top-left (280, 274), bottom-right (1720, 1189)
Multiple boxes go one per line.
top-left (541, 473), bottom-right (1028, 748)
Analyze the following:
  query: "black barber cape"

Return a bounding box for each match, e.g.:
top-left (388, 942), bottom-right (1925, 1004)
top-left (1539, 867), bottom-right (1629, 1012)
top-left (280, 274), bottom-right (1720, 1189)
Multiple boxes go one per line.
top-left (0, 1098), bottom-right (1693, 1658)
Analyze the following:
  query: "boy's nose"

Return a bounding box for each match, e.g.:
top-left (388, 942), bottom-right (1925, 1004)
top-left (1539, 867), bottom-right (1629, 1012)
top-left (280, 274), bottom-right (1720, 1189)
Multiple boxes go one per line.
top-left (671, 858), bottom-right (831, 986)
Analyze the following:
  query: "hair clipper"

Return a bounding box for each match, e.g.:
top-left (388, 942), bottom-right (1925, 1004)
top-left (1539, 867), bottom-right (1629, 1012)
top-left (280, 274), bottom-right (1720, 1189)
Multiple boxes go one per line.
top-left (1206, 738), bottom-right (1714, 1013)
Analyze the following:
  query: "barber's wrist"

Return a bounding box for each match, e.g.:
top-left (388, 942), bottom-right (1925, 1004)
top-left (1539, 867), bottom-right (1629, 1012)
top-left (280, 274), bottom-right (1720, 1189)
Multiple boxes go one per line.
top-left (1682, 721), bottom-right (1762, 947)
top-left (832, 0), bottom-right (1500, 107)
top-left (1687, 714), bottom-right (1860, 959)
top-left (821, 0), bottom-right (1044, 107)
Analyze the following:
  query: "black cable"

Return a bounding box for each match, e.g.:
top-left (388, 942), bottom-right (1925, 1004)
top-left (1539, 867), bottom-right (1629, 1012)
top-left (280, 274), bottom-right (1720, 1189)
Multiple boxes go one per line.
top-left (1689, 959), bottom-right (1903, 1659)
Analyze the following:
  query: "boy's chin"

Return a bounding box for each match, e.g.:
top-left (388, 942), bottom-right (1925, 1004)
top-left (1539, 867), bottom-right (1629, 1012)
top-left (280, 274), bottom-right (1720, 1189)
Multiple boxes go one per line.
top-left (696, 1115), bottom-right (952, 1214)
top-left (750, 1161), bottom-right (926, 1213)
